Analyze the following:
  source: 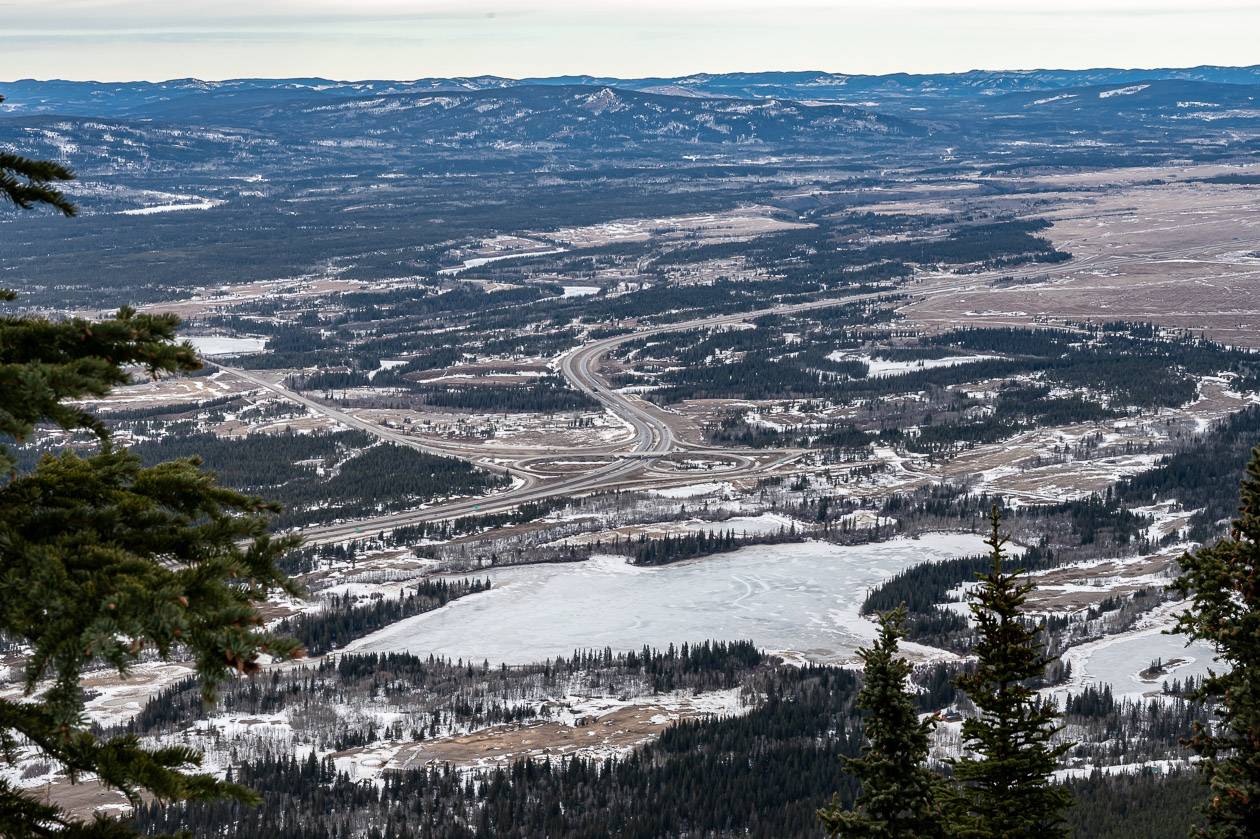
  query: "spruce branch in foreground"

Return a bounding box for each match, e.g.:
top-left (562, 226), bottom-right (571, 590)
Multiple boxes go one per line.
top-left (0, 93), bottom-right (299, 839)
top-left (1172, 445), bottom-right (1260, 839)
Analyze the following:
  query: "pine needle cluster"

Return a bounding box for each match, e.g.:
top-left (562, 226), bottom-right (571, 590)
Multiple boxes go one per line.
top-left (1, 113), bottom-right (300, 839)
top-left (1171, 446), bottom-right (1260, 839)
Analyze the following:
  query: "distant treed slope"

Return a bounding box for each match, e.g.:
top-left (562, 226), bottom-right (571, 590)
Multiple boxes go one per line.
top-left (7, 77), bottom-right (1258, 169)
top-left (0, 84), bottom-right (922, 175)
top-left (550, 66), bottom-right (1260, 102)
top-left (3, 71), bottom-right (1256, 195)
top-left (5, 65), bottom-right (1260, 116)
top-left (271, 85), bottom-right (922, 146)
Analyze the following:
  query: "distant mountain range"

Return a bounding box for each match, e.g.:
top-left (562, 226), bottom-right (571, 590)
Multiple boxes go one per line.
top-left (2, 67), bottom-right (1257, 175)
top-left (227, 85), bottom-right (923, 147)
top-left (0, 84), bottom-right (923, 175)
top-left (3, 65), bottom-right (1260, 117)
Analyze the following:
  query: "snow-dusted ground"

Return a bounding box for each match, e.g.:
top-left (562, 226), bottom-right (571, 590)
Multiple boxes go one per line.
top-left (676, 512), bottom-right (797, 536)
top-left (161, 683), bottom-right (752, 785)
top-left (120, 199), bottom-right (224, 215)
top-left (826, 351), bottom-right (999, 378)
top-left (437, 248), bottom-right (567, 275)
top-left (184, 335), bottom-right (267, 356)
top-left (344, 534), bottom-right (992, 665)
top-left (650, 481), bottom-right (734, 499)
top-left (1052, 758), bottom-right (1186, 783)
top-left (836, 510), bottom-right (899, 529)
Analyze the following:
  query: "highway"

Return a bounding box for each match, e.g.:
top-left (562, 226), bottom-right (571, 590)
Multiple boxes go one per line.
top-left (256, 233), bottom-right (1220, 545)
top-left (209, 365), bottom-right (541, 486)
top-left (217, 285), bottom-right (916, 546)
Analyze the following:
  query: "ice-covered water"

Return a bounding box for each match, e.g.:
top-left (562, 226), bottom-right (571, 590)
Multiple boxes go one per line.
top-left (344, 534), bottom-right (992, 665)
top-left (1074, 628), bottom-right (1219, 700)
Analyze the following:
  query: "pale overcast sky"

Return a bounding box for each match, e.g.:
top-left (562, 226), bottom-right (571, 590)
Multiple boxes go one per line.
top-left (3, 1), bottom-right (1257, 82)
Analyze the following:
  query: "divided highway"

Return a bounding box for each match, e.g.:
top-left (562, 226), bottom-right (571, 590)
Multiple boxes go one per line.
top-left (218, 286), bottom-right (908, 545)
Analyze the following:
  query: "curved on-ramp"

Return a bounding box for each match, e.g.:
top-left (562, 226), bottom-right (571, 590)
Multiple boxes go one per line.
top-left (218, 286), bottom-right (904, 545)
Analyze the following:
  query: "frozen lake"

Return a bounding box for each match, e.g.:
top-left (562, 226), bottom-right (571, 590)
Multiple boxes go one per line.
top-left (1070, 625), bottom-right (1220, 700)
top-left (344, 534), bottom-right (992, 665)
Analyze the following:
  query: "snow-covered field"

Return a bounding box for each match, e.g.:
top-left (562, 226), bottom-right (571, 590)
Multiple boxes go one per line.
top-left (119, 199), bottom-right (225, 215)
top-left (184, 334), bottom-right (267, 356)
top-left (650, 481), bottom-right (734, 499)
top-left (344, 533), bottom-right (992, 665)
top-left (437, 248), bottom-right (567, 275)
top-left (826, 351), bottom-right (1000, 378)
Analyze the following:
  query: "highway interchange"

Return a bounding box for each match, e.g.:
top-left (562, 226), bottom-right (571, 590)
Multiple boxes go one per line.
top-left (218, 231), bottom-right (1213, 548)
top-left (218, 285), bottom-right (906, 545)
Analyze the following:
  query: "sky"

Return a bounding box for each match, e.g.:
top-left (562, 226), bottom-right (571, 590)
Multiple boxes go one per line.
top-left (3, 1), bottom-right (1258, 82)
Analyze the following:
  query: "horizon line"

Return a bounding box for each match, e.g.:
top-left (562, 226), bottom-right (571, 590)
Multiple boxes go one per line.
top-left (4, 61), bottom-right (1259, 87)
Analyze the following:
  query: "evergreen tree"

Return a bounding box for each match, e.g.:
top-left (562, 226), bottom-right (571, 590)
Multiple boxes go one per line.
top-left (950, 508), bottom-right (1071, 838)
top-left (1, 104), bottom-right (299, 837)
top-left (819, 607), bottom-right (948, 838)
top-left (1171, 446), bottom-right (1260, 839)
top-left (0, 97), bottom-right (76, 216)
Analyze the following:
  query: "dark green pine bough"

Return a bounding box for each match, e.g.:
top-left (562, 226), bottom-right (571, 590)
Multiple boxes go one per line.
top-left (1, 99), bottom-right (301, 837)
top-left (1172, 446), bottom-right (1260, 839)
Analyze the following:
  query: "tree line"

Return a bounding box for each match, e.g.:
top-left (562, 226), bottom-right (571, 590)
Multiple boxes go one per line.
top-left (130, 429), bottom-right (508, 528)
top-left (617, 526), bottom-right (806, 566)
top-left (278, 578), bottom-right (491, 656)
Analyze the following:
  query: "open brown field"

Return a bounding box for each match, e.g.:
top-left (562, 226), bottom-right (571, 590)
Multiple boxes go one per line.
top-left (897, 165), bottom-right (1260, 346)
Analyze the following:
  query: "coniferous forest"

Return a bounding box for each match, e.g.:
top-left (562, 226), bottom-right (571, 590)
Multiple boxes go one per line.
top-left (130, 656), bottom-right (1212, 839)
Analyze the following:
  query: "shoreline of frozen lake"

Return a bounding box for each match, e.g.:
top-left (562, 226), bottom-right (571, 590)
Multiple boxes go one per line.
top-left (343, 533), bottom-right (993, 665)
top-left (1055, 615), bottom-right (1221, 701)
